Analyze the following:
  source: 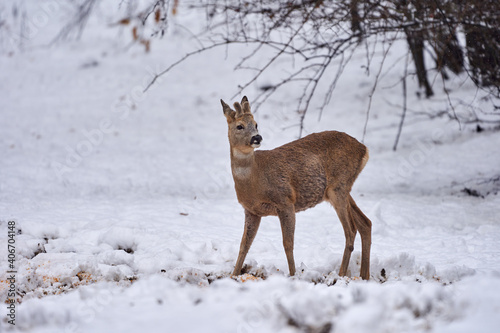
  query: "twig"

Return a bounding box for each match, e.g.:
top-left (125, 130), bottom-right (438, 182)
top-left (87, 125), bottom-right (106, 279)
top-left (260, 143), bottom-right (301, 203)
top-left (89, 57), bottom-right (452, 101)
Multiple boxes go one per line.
top-left (318, 47), bottom-right (356, 121)
top-left (50, 0), bottom-right (97, 45)
top-left (393, 52), bottom-right (410, 151)
top-left (143, 41), bottom-right (231, 92)
top-left (440, 72), bottom-right (462, 130)
top-left (229, 6), bottom-right (316, 100)
top-left (362, 35), bottom-right (396, 143)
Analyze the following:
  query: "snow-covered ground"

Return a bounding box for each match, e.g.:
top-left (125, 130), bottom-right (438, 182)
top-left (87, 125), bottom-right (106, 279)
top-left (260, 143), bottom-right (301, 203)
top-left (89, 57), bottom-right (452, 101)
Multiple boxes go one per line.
top-left (1, 1), bottom-right (500, 332)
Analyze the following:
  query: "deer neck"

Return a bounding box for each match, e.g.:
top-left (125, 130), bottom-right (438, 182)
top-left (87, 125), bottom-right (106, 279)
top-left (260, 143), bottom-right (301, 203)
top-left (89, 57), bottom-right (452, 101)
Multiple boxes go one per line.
top-left (230, 148), bottom-right (255, 180)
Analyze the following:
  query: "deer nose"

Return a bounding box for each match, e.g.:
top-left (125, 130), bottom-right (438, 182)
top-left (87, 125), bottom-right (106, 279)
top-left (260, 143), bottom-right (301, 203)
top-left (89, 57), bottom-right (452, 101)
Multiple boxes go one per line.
top-left (250, 135), bottom-right (262, 145)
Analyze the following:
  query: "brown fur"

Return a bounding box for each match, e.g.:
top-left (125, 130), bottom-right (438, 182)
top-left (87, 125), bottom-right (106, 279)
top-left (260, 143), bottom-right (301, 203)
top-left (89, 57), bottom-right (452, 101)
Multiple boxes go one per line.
top-left (221, 97), bottom-right (372, 280)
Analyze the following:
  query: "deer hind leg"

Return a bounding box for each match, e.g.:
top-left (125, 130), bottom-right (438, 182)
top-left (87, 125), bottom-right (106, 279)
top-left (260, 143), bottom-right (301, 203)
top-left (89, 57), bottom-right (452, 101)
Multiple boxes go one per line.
top-left (277, 206), bottom-right (296, 276)
top-left (349, 195), bottom-right (372, 280)
top-left (232, 210), bottom-right (261, 276)
top-left (327, 188), bottom-right (357, 278)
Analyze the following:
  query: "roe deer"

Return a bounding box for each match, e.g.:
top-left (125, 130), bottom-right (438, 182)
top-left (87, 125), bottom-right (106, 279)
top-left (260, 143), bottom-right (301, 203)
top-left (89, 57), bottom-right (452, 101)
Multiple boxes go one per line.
top-left (221, 96), bottom-right (372, 280)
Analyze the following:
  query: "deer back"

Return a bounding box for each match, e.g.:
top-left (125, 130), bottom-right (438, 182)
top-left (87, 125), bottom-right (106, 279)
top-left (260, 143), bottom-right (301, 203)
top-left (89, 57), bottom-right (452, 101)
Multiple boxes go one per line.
top-left (235, 131), bottom-right (368, 215)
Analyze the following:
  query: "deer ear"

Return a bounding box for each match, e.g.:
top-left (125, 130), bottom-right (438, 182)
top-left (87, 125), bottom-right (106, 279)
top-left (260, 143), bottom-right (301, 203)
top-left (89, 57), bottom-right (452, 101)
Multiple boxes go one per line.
top-left (241, 96), bottom-right (251, 114)
top-left (221, 99), bottom-right (235, 121)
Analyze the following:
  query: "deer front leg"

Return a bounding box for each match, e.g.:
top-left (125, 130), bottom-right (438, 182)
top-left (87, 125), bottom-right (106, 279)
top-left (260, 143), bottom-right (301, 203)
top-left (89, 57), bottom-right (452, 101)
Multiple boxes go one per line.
top-left (278, 206), bottom-right (296, 276)
top-left (232, 210), bottom-right (261, 276)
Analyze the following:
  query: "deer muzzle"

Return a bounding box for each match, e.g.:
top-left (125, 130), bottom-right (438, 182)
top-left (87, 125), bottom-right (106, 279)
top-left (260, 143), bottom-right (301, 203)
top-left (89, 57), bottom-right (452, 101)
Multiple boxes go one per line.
top-left (250, 135), bottom-right (263, 147)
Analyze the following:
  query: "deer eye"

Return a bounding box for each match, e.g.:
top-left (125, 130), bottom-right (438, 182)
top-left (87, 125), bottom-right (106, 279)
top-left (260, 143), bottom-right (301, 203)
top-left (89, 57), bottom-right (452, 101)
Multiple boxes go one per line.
top-left (255, 124), bottom-right (258, 130)
top-left (236, 125), bottom-right (244, 130)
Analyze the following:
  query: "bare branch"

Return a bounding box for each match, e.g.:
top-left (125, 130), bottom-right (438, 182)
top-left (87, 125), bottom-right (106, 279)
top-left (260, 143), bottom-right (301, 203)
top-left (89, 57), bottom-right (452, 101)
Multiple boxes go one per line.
top-left (230, 5), bottom-right (317, 100)
top-left (136, 0), bottom-right (500, 138)
top-left (51, 0), bottom-right (97, 44)
top-left (362, 35), bottom-right (396, 142)
top-left (144, 41), bottom-right (231, 92)
top-left (393, 52), bottom-right (410, 151)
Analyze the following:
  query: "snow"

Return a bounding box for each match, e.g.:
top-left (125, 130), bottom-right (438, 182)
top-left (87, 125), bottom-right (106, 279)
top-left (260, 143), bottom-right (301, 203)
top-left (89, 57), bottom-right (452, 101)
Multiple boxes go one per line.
top-left (1, 1), bottom-right (500, 332)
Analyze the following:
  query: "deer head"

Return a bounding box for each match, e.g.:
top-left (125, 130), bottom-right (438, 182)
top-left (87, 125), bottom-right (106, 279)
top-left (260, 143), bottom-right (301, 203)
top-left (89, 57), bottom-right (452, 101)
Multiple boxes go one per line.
top-left (221, 96), bottom-right (262, 154)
